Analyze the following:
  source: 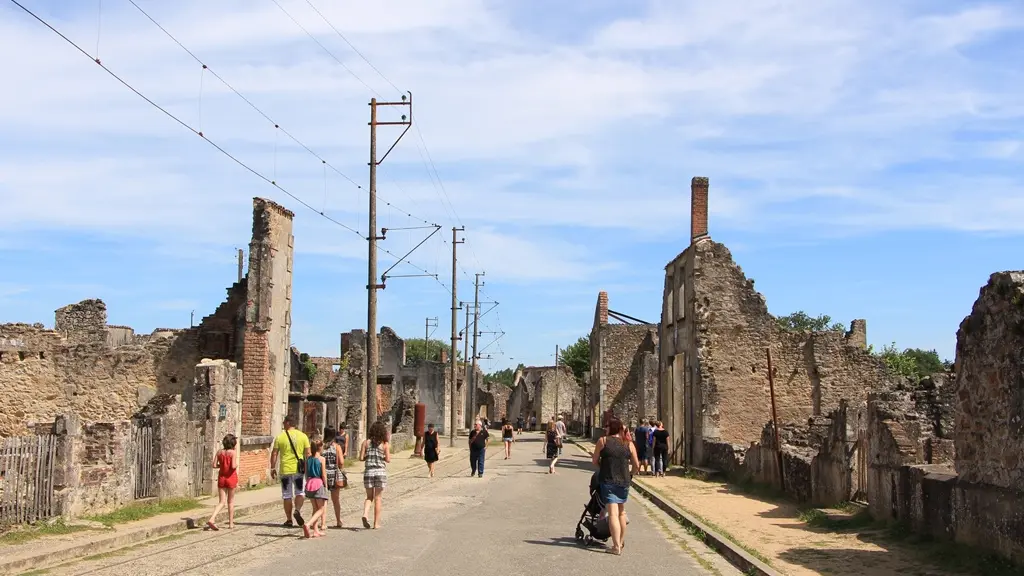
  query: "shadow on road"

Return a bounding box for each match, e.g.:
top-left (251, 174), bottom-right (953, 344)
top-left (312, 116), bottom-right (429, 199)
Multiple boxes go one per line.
top-left (524, 536), bottom-right (603, 551)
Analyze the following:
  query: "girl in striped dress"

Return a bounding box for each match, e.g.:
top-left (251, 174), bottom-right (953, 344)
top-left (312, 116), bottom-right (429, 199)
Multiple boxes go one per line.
top-left (359, 421), bottom-right (391, 529)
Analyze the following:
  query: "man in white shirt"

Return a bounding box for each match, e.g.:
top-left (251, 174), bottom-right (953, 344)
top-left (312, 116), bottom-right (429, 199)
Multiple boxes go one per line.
top-left (555, 415), bottom-right (567, 455)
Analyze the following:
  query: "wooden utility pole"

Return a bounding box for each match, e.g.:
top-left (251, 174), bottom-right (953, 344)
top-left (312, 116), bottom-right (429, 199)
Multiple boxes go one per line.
top-left (236, 248), bottom-right (244, 282)
top-left (463, 303), bottom-right (471, 426)
top-left (470, 273), bottom-right (483, 424)
top-left (366, 93), bottom-right (412, 443)
top-left (449, 226), bottom-right (465, 446)
top-left (767, 347), bottom-right (786, 492)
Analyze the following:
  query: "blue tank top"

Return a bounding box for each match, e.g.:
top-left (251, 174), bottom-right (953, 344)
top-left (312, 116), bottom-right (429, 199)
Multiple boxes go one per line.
top-left (306, 456), bottom-right (322, 478)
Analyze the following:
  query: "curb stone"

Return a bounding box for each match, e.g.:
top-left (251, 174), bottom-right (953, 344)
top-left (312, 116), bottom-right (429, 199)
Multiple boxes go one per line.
top-left (567, 437), bottom-right (781, 576)
top-left (0, 449), bottom-right (465, 576)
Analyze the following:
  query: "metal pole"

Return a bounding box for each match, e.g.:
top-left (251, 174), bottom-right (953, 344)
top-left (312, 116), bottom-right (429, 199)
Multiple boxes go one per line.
top-left (767, 347), bottom-right (786, 492)
top-left (449, 227), bottom-right (464, 446)
top-left (366, 98), bottom-right (380, 443)
top-left (470, 273), bottom-right (482, 424)
top-left (425, 317), bottom-right (430, 361)
top-left (237, 248), bottom-right (244, 282)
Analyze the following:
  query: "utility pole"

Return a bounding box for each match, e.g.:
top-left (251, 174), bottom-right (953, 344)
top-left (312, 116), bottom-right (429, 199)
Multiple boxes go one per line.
top-left (470, 273), bottom-right (484, 425)
top-left (449, 226), bottom-right (465, 446)
top-left (463, 302), bottom-right (471, 426)
top-left (424, 317), bottom-right (437, 360)
top-left (365, 93), bottom-right (413, 442)
top-left (236, 248), bottom-right (244, 282)
top-left (555, 344), bottom-right (560, 418)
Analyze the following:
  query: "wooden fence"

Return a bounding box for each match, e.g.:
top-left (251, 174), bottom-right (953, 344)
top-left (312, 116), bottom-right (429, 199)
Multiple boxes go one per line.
top-left (0, 434), bottom-right (59, 525)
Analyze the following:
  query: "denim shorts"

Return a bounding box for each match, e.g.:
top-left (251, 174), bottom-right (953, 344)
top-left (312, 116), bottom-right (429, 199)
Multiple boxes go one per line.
top-left (600, 483), bottom-right (629, 504)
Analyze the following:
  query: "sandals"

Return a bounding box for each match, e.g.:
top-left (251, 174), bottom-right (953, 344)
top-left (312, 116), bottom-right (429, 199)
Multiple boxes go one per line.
top-left (206, 521), bottom-right (219, 531)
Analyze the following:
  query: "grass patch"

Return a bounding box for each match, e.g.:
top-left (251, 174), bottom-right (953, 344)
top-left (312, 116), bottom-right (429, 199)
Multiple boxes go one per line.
top-left (85, 498), bottom-right (201, 526)
top-left (0, 520), bottom-right (91, 545)
top-left (18, 570), bottom-right (50, 576)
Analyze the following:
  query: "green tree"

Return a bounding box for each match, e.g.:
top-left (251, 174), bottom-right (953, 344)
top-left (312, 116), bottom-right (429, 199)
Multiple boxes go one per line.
top-left (559, 335), bottom-right (590, 382)
top-left (486, 366), bottom-right (522, 388)
top-left (776, 311), bottom-right (845, 332)
top-left (871, 343), bottom-right (951, 380)
top-left (405, 338), bottom-right (461, 362)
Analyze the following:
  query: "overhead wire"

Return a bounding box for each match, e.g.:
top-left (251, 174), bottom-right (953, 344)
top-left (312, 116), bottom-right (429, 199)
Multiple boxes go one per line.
top-left (8, 0), bottom-right (442, 281)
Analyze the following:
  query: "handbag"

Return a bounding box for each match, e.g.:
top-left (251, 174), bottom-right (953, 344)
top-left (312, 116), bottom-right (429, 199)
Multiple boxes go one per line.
top-left (285, 429), bottom-right (305, 475)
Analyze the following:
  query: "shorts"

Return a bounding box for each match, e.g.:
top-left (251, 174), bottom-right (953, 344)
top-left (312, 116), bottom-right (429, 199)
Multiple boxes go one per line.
top-left (363, 472), bottom-right (387, 490)
top-left (503, 438), bottom-right (513, 444)
top-left (600, 483), bottom-right (629, 505)
top-left (279, 473), bottom-right (305, 500)
top-left (635, 445), bottom-right (648, 461)
top-left (304, 477), bottom-right (328, 500)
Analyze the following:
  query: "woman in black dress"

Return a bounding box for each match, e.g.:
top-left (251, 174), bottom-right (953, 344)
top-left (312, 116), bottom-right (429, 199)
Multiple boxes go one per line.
top-left (423, 423), bottom-right (440, 478)
top-left (544, 420), bottom-right (560, 474)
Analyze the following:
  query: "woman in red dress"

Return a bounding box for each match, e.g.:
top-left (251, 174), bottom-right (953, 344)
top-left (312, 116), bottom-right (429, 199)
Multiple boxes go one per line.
top-left (207, 434), bottom-right (239, 530)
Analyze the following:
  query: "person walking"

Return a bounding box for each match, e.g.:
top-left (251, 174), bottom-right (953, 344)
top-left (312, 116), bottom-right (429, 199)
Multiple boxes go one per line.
top-left (468, 420), bottom-right (489, 477)
top-left (322, 426), bottom-right (346, 530)
top-left (652, 421), bottom-right (670, 477)
top-left (555, 415), bottom-right (567, 456)
top-left (544, 419), bottom-right (560, 474)
top-left (270, 416), bottom-right (311, 527)
top-left (359, 420), bottom-right (390, 529)
top-left (516, 414), bottom-right (524, 435)
top-left (301, 439), bottom-right (329, 539)
top-left (633, 420), bottom-right (650, 476)
top-left (336, 423), bottom-right (350, 460)
top-left (423, 423), bottom-right (440, 477)
top-left (206, 434), bottom-right (239, 531)
top-left (592, 417), bottom-right (640, 555)
top-left (501, 419), bottom-right (514, 459)
top-left (529, 415), bottom-right (536, 431)
top-left (646, 418), bottom-right (657, 472)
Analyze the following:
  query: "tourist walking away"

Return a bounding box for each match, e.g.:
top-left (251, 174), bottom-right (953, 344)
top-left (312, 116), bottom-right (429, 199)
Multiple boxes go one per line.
top-left (646, 419), bottom-right (656, 471)
top-left (544, 420), bottom-right (560, 474)
top-left (516, 414), bottom-right (524, 435)
top-left (555, 415), bottom-right (567, 455)
top-left (530, 415), bottom-right (537, 431)
top-left (502, 419), bottom-right (514, 459)
top-left (468, 419), bottom-right (489, 477)
top-left (206, 433), bottom-right (239, 530)
top-left (360, 420), bottom-right (391, 529)
top-left (270, 416), bottom-right (311, 527)
top-left (301, 439), bottom-right (329, 539)
top-left (633, 420), bottom-right (650, 475)
top-left (652, 421), bottom-right (670, 477)
top-left (423, 422), bottom-right (440, 477)
top-left (593, 417), bottom-right (640, 555)
top-left (322, 426), bottom-right (347, 530)
top-left (336, 423), bottom-right (350, 459)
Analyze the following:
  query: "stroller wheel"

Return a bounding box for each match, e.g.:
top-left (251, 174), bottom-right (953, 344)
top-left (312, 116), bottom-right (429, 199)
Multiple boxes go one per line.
top-left (575, 527), bottom-right (584, 541)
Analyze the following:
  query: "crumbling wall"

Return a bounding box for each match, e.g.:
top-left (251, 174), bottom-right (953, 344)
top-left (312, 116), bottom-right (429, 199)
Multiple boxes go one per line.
top-left (69, 421), bottom-right (136, 517)
top-left (590, 291), bottom-right (659, 427)
top-left (687, 239), bottom-right (890, 451)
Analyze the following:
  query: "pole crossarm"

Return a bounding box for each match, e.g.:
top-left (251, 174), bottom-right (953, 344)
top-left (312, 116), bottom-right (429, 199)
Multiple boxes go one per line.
top-left (381, 225), bottom-right (440, 281)
top-left (374, 91), bottom-right (413, 166)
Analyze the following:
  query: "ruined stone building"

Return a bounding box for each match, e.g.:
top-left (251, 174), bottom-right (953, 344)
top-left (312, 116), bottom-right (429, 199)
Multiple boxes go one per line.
top-left (0, 197), bottom-right (295, 490)
top-left (589, 291), bottom-right (658, 434)
top-left (506, 365), bottom-right (578, 427)
top-left (658, 177), bottom-right (891, 473)
top-left (865, 271), bottom-right (1024, 563)
top-left (331, 327), bottom-right (458, 448)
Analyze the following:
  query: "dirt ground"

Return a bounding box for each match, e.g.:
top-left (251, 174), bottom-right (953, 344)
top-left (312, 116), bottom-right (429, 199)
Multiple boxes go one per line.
top-left (638, 473), bottom-right (969, 576)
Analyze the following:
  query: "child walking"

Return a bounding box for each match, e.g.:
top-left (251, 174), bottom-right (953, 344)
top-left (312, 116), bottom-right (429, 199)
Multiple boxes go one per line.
top-left (207, 434), bottom-right (239, 530)
top-left (301, 439), bottom-right (329, 539)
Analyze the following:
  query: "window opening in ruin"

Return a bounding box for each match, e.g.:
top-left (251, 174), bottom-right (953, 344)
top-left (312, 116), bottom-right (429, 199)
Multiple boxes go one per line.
top-left (39, 351), bottom-right (45, 360)
top-left (332, 364), bottom-right (341, 373)
top-left (18, 351), bottom-right (26, 361)
top-left (751, 365), bottom-right (757, 374)
top-left (170, 377), bottom-right (178, 384)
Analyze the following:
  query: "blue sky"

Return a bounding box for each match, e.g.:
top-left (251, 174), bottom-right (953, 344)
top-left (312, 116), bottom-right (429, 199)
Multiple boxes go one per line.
top-left (2, 0), bottom-right (1023, 369)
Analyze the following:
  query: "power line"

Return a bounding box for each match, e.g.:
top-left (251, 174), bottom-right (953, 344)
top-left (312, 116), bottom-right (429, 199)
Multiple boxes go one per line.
top-left (9, 0), bottom-right (442, 283)
top-left (303, 0), bottom-right (403, 96)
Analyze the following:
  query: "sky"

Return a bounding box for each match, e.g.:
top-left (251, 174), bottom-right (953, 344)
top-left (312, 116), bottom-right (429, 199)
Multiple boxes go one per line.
top-left (1, 0), bottom-right (1023, 369)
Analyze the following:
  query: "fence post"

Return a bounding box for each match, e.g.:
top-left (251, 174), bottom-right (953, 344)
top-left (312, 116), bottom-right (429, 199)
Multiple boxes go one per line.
top-left (51, 414), bottom-right (80, 519)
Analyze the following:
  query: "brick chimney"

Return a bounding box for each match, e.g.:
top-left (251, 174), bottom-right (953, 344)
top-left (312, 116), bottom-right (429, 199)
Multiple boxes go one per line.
top-left (691, 176), bottom-right (709, 242)
top-left (596, 291), bottom-right (609, 326)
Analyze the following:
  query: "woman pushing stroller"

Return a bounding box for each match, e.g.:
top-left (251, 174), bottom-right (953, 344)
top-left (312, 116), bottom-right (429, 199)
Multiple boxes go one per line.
top-left (592, 417), bottom-right (640, 555)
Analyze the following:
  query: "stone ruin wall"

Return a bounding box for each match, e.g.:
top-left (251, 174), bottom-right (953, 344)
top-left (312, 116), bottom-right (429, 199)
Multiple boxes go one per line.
top-left (595, 324), bottom-right (658, 426)
top-left (691, 239), bottom-right (891, 448)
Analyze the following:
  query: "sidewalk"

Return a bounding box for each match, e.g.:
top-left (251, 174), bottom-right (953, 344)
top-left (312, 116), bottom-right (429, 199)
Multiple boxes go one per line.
top-left (570, 438), bottom-right (1003, 576)
top-left (0, 444), bottom-right (469, 576)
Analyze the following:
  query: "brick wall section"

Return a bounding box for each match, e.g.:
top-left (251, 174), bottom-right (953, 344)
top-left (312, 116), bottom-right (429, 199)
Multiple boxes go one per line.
top-left (690, 176), bottom-right (709, 240)
top-left (238, 444), bottom-right (271, 487)
top-left (70, 421), bottom-right (135, 516)
top-left (241, 330), bottom-right (272, 435)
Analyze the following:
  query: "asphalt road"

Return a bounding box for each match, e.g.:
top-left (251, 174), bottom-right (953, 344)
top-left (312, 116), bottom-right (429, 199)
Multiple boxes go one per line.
top-left (42, 434), bottom-right (729, 576)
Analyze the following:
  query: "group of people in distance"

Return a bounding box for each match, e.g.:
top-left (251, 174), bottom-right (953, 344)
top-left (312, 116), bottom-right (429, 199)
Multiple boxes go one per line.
top-left (629, 419), bottom-right (670, 477)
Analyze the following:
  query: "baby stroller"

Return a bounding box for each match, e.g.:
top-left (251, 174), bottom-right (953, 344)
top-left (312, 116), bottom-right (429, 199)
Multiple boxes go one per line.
top-left (574, 472), bottom-right (610, 546)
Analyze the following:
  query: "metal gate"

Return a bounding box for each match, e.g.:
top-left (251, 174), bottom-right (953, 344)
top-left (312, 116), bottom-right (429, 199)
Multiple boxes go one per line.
top-left (133, 422), bottom-right (155, 500)
top-left (186, 425), bottom-right (209, 498)
top-left (0, 434), bottom-right (58, 525)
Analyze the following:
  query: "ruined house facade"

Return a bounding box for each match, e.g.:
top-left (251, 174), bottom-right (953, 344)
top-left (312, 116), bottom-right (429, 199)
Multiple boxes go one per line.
top-left (658, 178), bottom-right (890, 476)
top-left (0, 197), bottom-right (295, 492)
top-left (589, 291), bottom-right (658, 434)
top-left (506, 365), bottom-right (578, 427)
